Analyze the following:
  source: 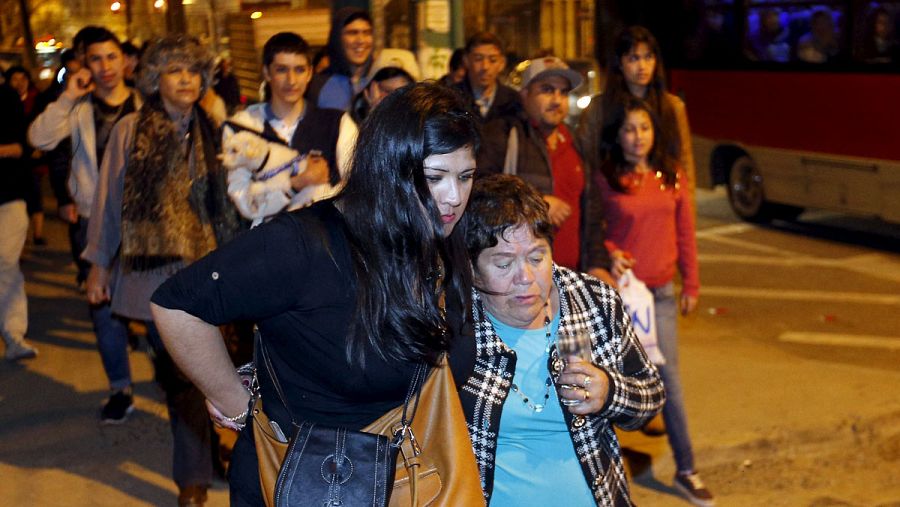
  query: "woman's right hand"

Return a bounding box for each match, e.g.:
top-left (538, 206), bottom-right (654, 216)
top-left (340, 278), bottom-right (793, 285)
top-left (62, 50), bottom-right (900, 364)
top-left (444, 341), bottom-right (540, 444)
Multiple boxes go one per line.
top-left (206, 399), bottom-right (240, 431)
top-left (610, 250), bottom-right (635, 279)
top-left (207, 378), bottom-right (253, 431)
top-left (86, 265), bottom-right (111, 305)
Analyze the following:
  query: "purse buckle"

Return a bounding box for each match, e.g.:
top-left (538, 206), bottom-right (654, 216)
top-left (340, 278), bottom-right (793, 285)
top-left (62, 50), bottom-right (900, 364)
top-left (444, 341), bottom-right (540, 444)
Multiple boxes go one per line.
top-left (393, 424), bottom-right (422, 469)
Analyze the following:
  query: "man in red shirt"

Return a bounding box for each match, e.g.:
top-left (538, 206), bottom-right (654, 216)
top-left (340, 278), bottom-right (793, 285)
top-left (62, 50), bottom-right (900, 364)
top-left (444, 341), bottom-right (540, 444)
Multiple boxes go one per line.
top-left (477, 57), bottom-right (612, 283)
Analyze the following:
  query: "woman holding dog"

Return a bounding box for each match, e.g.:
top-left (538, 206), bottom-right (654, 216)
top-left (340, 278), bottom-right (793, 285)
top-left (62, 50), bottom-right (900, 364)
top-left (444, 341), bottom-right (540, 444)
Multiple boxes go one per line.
top-left (151, 82), bottom-right (480, 505)
top-left (82, 35), bottom-right (243, 504)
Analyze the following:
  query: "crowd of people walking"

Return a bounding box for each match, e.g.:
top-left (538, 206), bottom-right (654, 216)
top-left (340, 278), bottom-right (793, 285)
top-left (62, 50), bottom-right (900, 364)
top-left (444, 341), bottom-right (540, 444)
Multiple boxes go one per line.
top-left (1, 9), bottom-right (715, 506)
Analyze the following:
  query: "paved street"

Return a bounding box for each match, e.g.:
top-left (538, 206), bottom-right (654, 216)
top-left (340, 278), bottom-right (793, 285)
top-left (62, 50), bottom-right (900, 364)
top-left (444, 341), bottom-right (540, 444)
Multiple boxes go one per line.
top-left (2, 188), bottom-right (899, 506)
top-left (0, 208), bottom-right (231, 506)
top-left (627, 189), bottom-right (900, 506)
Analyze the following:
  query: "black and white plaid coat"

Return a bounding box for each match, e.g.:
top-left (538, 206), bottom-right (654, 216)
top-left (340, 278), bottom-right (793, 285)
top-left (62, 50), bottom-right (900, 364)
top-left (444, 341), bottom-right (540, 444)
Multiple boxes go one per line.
top-left (458, 266), bottom-right (665, 506)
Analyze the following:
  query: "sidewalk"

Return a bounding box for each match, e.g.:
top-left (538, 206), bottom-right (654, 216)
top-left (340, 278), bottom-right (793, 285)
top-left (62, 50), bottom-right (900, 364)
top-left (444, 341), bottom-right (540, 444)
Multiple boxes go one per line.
top-left (0, 215), bottom-right (230, 506)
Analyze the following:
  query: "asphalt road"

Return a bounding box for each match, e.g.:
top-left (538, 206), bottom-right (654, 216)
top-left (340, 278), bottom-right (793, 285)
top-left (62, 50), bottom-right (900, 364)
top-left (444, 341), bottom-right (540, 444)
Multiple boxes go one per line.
top-left (2, 188), bottom-right (898, 506)
top-left (627, 188), bottom-right (900, 506)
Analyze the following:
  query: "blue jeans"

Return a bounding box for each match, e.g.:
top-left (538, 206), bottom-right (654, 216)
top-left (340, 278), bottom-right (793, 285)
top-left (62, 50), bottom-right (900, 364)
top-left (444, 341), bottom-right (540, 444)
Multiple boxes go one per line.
top-left (73, 216), bottom-right (131, 390)
top-left (145, 321), bottom-right (213, 489)
top-left (69, 216), bottom-right (92, 284)
top-left (91, 303), bottom-right (131, 390)
top-left (652, 282), bottom-right (696, 473)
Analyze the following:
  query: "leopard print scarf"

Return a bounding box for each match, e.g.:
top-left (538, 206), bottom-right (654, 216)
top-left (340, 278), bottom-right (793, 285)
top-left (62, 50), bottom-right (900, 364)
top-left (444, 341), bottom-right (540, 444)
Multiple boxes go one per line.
top-left (121, 96), bottom-right (242, 271)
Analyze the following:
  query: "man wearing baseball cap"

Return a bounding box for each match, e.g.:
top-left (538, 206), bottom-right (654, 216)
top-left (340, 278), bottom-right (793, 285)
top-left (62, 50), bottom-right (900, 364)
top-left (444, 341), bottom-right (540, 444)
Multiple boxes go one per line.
top-left (477, 56), bottom-right (613, 284)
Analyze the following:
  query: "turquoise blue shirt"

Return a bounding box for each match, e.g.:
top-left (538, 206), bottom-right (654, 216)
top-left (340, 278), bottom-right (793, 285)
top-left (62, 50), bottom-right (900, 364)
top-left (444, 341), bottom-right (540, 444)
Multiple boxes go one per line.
top-left (487, 312), bottom-right (596, 506)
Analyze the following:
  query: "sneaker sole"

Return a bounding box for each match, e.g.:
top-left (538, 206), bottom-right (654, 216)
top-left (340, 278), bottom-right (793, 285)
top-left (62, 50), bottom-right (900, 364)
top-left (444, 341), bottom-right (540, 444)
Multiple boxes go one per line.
top-left (5, 350), bottom-right (38, 361)
top-left (100, 404), bottom-right (135, 425)
top-left (673, 480), bottom-right (716, 507)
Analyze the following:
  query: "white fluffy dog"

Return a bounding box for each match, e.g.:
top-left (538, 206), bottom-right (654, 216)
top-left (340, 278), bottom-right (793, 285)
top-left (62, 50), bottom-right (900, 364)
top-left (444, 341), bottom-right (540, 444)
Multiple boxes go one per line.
top-left (221, 125), bottom-right (308, 224)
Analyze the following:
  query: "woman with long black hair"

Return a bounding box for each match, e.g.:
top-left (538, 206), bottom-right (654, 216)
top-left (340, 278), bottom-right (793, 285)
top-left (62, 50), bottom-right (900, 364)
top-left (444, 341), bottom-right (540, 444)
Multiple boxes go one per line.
top-left (577, 26), bottom-right (696, 195)
top-left (150, 82), bottom-right (480, 505)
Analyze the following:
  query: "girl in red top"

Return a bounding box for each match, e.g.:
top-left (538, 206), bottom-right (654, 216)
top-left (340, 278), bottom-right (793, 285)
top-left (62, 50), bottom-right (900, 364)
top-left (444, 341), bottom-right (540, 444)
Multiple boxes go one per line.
top-left (596, 98), bottom-right (714, 506)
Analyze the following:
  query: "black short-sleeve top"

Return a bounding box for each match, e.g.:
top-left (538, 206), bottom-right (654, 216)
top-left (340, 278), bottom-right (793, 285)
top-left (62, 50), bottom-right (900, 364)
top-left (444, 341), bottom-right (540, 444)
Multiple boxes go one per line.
top-left (152, 201), bottom-right (473, 431)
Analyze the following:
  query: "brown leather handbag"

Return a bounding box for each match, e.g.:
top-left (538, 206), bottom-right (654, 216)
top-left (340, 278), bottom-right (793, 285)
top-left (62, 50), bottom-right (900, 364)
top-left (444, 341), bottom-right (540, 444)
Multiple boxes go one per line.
top-left (364, 356), bottom-right (485, 507)
top-left (251, 397), bottom-right (287, 507)
top-left (253, 354), bottom-right (485, 507)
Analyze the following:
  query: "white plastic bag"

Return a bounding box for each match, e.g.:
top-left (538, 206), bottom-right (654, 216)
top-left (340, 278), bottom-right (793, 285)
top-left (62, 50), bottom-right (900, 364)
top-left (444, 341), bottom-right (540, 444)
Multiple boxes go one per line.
top-left (617, 269), bottom-right (665, 365)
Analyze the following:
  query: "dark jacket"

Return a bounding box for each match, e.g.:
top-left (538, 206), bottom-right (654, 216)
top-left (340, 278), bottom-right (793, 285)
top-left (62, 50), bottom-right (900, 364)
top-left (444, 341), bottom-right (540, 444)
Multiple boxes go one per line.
top-left (0, 85), bottom-right (29, 206)
top-left (262, 103), bottom-right (344, 187)
top-left (214, 72), bottom-right (242, 114)
top-left (452, 79), bottom-right (521, 124)
top-left (477, 113), bottom-right (611, 271)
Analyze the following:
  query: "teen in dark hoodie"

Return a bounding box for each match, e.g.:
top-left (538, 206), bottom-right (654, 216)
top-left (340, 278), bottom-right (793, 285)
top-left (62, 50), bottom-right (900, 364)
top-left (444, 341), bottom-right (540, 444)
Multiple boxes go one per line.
top-left (306, 7), bottom-right (374, 111)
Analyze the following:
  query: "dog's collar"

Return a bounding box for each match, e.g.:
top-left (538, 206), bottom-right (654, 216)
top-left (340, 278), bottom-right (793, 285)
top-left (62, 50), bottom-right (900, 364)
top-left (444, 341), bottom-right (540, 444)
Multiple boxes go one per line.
top-left (255, 150), bottom-right (271, 174)
top-left (256, 154), bottom-right (306, 182)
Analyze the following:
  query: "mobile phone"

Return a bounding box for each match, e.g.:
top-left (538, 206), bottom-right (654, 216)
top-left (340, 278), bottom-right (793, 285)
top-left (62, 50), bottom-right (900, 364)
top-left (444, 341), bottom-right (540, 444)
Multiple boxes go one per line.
top-left (269, 420), bottom-right (288, 443)
top-left (76, 73), bottom-right (92, 90)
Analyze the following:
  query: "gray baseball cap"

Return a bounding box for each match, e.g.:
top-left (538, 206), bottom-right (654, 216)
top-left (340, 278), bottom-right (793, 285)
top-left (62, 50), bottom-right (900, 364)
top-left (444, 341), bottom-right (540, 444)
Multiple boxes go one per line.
top-left (519, 56), bottom-right (583, 90)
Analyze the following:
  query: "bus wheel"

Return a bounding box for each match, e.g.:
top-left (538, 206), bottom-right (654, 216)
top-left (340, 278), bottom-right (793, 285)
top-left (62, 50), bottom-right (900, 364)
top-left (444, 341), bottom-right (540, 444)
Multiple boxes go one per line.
top-left (727, 156), bottom-right (803, 222)
top-left (727, 156), bottom-right (772, 222)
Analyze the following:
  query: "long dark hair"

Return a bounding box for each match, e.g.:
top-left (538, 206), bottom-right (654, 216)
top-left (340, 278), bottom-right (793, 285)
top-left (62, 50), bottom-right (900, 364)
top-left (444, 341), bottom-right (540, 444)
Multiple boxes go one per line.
top-left (337, 82), bottom-right (479, 366)
top-left (600, 97), bottom-right (677, 192)
top-left (601, 26), bottom-right (681, 165)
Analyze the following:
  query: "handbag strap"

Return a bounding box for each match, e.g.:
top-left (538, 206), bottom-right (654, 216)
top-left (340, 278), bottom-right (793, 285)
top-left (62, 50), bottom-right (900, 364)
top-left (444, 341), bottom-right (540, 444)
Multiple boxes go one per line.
top-left (401, 361), bottom-right (429, 427)
top-left (254, 328), bottom-right (431, 430)
top-left (256, 328), bottom-right (298, 426)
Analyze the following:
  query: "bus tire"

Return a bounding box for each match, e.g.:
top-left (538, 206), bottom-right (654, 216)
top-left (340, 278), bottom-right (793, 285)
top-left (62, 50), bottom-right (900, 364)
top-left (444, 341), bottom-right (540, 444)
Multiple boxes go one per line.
top-left (727, 156), bottom-right (774, 222)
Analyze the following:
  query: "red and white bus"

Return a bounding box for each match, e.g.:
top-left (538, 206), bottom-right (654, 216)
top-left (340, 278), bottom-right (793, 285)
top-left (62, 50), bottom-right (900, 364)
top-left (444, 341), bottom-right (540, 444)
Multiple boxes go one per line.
top-left (596, 0), bottom-right (900, 224)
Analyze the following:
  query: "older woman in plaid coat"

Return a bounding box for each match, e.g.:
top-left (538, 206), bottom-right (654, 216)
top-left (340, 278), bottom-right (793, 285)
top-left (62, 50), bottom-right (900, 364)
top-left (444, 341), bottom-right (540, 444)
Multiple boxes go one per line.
top-left (458, 174), bottom-right (665, 506)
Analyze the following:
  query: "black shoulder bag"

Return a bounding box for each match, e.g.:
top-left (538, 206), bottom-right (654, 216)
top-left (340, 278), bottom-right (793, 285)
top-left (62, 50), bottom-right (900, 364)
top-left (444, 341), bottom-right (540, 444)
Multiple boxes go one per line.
top-left (256, 334), bottom-right (428, 507)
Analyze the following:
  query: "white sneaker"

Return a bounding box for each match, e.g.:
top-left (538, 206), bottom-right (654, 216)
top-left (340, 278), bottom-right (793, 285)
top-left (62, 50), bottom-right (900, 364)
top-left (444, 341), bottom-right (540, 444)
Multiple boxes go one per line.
top-left (5, 340), bottom-right (38, 361)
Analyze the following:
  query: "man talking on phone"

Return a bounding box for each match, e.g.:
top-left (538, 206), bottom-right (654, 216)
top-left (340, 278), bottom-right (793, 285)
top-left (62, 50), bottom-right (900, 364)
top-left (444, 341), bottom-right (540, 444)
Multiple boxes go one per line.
top-left (28, 26), bottom-right (142, 425)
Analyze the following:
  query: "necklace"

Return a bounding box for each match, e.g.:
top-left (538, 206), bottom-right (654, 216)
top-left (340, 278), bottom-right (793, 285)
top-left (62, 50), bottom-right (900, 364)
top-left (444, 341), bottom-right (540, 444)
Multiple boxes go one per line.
top-left (619, 168), bottom-right (680, 192)
top-left (509, 307), bottom-right (554, 413)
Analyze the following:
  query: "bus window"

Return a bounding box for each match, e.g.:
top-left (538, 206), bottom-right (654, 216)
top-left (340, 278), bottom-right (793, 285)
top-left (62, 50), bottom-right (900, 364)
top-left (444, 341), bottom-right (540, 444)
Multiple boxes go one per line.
top-left (796, 7), bottom-right (842, 62)
top-left (684, 3), bottom-right (741, 64)
top-left (745, 2), bottom-right (847, 64)
top-left (745, 7), bottom-right (792, 62)
top-left (856, 4), bottom-right (899, 64)
top-left (597, 0), bottom-right (900, 224)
